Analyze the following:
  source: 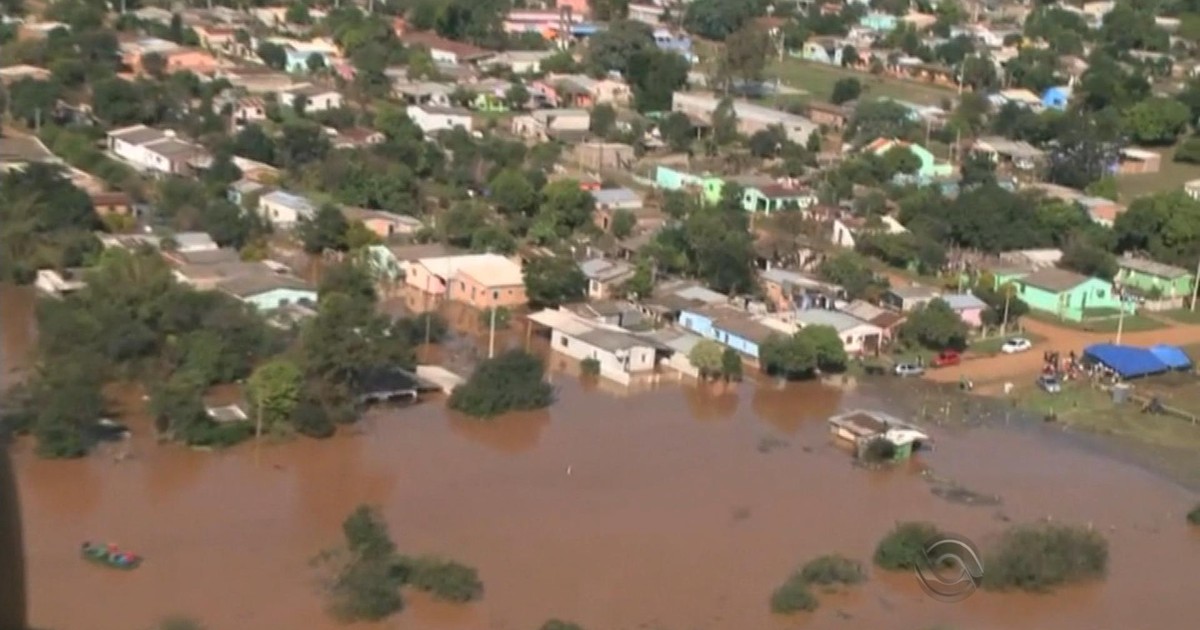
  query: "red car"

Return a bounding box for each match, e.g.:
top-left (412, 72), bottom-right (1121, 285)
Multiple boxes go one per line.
top-left (930, 350), bottom-right (962, 368)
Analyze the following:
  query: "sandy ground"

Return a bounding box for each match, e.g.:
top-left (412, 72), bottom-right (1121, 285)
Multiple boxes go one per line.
top-left (924, 317), bottom-right (1200, 385)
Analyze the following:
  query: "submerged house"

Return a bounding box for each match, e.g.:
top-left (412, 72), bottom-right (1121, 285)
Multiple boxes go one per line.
top-left (827, 409), bottom-right (930, 461)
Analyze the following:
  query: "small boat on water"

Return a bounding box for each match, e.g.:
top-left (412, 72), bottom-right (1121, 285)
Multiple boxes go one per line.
top-left (80, 542), bottom-right (142, 570)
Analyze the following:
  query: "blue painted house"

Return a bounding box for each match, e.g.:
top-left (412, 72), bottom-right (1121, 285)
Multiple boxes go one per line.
top-left (859, 12), bottom-right (898, 33)
top-left (218, 274), bottom-right (317, 312)
top-left (1041, 86), bottom-right (1071, 111)
top-left (678, 306), bottom-right (778, 359)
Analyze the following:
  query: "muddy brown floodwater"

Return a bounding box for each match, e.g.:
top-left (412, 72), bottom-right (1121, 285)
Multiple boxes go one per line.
top-left (4, 285), bottom-right (1200, 630)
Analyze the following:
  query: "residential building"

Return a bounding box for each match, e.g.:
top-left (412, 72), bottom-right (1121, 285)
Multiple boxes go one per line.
top-left (406, 254), bottom-right (527, 309)
top-left (580, 258), bottom-right (635, 299)
top-left (389, 78), bottom-right (454, 106)
top-left (655, 165), bottom-right (725, 204)
top-left (671, 92), bottom-right (818, 144)
top-left (1186, 178), bottom-right (1200, 201)
top-left (406, 104), bottom-right (474, 134)
top-left (0, 64), bottom-right (52, 84)
top-left (482, 50), bottom-right (554, 75)
top-left (35, 269), bottom-right (87, 298)
top-left (333, 128), bottom-right (386, 149)
top-left (793, 309), bottom-right (883, 355)
top-left (1117, 148), bottom-right (1162, 175)
top-left (629, 3), bottom-right (666, 25)
top-left (652, 29), bottom-right (696, 62)
top-left (882, 285), bottom-right (941, 312)
top-left (228, 178), bottom-right (267, 207)
top-left (639, 280), bottom-right (728, 323)
top-left (940, 293), bottom-right (988, 327)
top-left (107, 125), bottom-right (209, 175)
top-left (119, 36), bottom-right (181, 71)
top-left (1116, 256), bottom-right (1195, 301)
top-left (0, 134), bottom-right (61, 171)
top-left (806, 101), bottom-right (851, 130)
top-left (400, 31), bottom-right (494, 66)
top-left (972, 136), bottom-right (1045, 172)
top-left (535, 74), bottom-right (632, 107)
top-left (217, 273), bottom-right (318, 311)
top-left (278, 84), bottom-right (343, 112)
top-left (366, 242), bottom-right (460, 283)
top-left (801, 37), bottom-right (846, 65)
top-left (591, 187), bottom-right (643, 214)
top-left (736, 178), bottom-right (817, 214)
top-left (1012, 268), bottom-right (1132, 322)
top-left (864, 138), bottom-right (954, 179)
top-left (258, 190), bottom-right (317, 229)
top-left (229, 96), bottom-right (268, 130)
top-left (760, 268), bottom-right (843, 312)
top-left (511, 108), bottom-right (590, 141)
top-left (831, 215), bottom-right (908, 249)
top-left (678, 305), bottom-right (777, 359)
top-left (570, 141), bottom-right (635, 172)
top-left (90, 191), bottom-right (134, 217)
top-left (342, 207), bottom-right (422, 239)
top-left (161, 48), bottom-right (219, 75)
top-left (859, 12), bottom-right (898, 32)
top-left (218, 65), bottom-right (294, 94)
top-left (841, 300), bottom-right (905, 341)
top-left (528, 308), bottom-right (666, 386)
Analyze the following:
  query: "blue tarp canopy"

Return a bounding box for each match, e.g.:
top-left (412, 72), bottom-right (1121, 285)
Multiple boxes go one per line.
top-left (1083, 344), bottom-right (1174, 379)
top-left (1149, 344), bottom-right (1193, 370)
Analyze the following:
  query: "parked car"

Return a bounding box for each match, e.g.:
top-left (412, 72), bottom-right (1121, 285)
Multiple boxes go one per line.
top-left (1036, 374), bottom-right (1062, 393)
top-left (894, 363), bottom-right (925, 377)
top-left (1001, 337), bottom-right (1033, 354)
top-left (930, 350), bottom-right (962, 368)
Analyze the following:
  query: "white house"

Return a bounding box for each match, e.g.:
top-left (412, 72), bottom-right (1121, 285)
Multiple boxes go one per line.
top-left (482, 50), bottom-right (554, 75)
top-left (792, 309), bottom-right (884, 355)
top-left (277, 84), bottom-right (343, 112)
top-left (258, 190), bottom-right (317, 229)
top-left (406, 104), bottom-right (473, 134)
top-left (671, 92), bottom-right (818, 144)
top-left (510, 108), bottom-right (590, 141)
top-left (527, 308), bottom-right (664, 386)
top-left (107, 124), bottom-right (210, 175)
top-left (831, 215), bottom-right (908, 249)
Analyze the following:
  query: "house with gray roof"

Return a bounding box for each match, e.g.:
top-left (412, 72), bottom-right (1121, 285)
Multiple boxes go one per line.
top-left (793, 309), bottom-right (883, 355)
top-left (527, 307), bottom-right (671, 386)
top-left (106, 124), bottom-right (210, 175)
top-left (580, 258), bottom-right (635, 299)
top-left (258, 190), bottom-right (317, 229)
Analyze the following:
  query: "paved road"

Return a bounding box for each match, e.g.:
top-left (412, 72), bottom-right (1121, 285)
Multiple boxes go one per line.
top-left (925, 316), bottom-right (1200, 385)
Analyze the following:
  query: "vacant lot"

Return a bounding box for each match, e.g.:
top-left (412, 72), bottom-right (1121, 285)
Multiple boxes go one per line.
top-left (1020, 380), bottom-right (1200, 451)
top-left (769, 59), bottom-right (956, 106)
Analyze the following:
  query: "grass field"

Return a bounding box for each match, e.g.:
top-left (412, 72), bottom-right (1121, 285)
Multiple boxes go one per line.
top-left (1020, 382), bottom-right (1200, 452)
top-left (1025, 310), bottom-right (1166, 333)
top-left (768, 59), bottom-right (956, 106)
top-left (1161, 308), bottom-right (1200, 324)
top-left (1115, 145), bottom-right (1200, 200)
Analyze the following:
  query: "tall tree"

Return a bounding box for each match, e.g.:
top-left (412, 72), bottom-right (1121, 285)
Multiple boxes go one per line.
top-left (717, 24), bottom-right (771, 91)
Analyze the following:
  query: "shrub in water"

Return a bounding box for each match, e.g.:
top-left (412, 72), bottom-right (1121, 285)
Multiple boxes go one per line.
top-left (580, 357), bottom-right (601, 376)
top-left (292, 398), bottom-right (336, 439)
top-left (982, 524), bottom-right (1108, 592)
top-left (770, 574), bottom-right (818, 614)
top-left (398, 556), bottom-right (484, 603)
top-left (448, 350), bottom-right (554, 418)
top-left (1188, 504), bottom-right (1200, 526)
top-left (799, 554), bottom-right (866, 586)
top-left (874, 522), bottom-right (943, 571)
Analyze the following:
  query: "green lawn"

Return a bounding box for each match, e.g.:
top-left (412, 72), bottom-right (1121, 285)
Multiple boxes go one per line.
top-left (1018, 383), bottom-right (1200, 452)
top-left (1025, 310), bottom-right (1166, 333)
top-left (768, 59), bottom-right (956, 106)
top-left (1115, 145), bottom-right (1200, 200)
top-left (1161, 308), bottom-right (1200, 325)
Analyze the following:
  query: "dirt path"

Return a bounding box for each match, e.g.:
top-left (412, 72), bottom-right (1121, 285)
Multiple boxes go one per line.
top-left (925, 317), bottom-right (1200, 384)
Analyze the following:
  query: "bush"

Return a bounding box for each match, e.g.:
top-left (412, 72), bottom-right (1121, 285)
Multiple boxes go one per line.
top-left (540, 621), bottom-right (583, 630)
top-left (720, 348), bottom-right (743, 381)
top-left (292, 398), bottom-right (336, 439)
top-left (874, 522), bottom-right (943, 571)
top-left (479, 307), bottom-right (512, 330)
top-left (982, 524), bottom-right (1108, 592)
top-left (770, 574), bottom-right (818, 614)
top-left (448, 350), bottom-right (554, 418)
top-left (182, 420), bottom-right (255, 448)
top-left (397, 556), bottom-right (483, 603)
top-left (1189, 504), bottom-right (1200, 525)
top-left (799, 554), bottom-right (866, 586)
top-left (860, 437), bottom-right (895, 463)
top-left (580, 357), bottom-right (601, 376)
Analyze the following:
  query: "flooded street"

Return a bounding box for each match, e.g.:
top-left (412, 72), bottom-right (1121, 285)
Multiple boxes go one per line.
top-left (4, 285), bottom-right (1200, 629)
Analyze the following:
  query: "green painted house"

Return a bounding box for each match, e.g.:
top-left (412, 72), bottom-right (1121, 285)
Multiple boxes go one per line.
top-left (1011, 268), bottom-right (1133, 322)
top-left (654, 166), bottom-right (725, 204)
top-left (739, 181), bottom-right (817, 214)
top-left (471, 92), bottom-right (508, 112)
top-left (655, 167), bottom-right (817, 213)
top-left (1116, 256), bottom-right (1195, 301)
top-left (865, 137), bottom-right (954, 179)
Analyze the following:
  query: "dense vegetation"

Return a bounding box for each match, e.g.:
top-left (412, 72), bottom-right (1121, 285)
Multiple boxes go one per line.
top-left (0, 165), bottom-right (102, 284)
top-left (447, 350), bottom-right (555, 418)
top-left (873, 522), bottom-right (944, 571)
top-left (316, 505), bottom-right (483, 622)
top-left (981, 524), bottom-right (1108, 592)
top-left (771, 554), bottom-right (866, 614)
top-left (759, 326), bottom-right (848, 380)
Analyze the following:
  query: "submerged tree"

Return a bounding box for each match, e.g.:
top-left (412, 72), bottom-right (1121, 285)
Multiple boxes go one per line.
top-left (447, 350), bottom-right (554, 418)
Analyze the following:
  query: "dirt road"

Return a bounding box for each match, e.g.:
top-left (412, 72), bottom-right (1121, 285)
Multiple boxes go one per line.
top-left (925, 317), bottom-right (1200, 385)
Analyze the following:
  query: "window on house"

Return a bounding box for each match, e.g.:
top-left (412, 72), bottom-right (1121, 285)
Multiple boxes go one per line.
top-left (1096, 289), bottom-right (1106, 298)
top-left (560, 336), bottom-right (569, 347)
top-left (492, 290), bottom-right (499, 300)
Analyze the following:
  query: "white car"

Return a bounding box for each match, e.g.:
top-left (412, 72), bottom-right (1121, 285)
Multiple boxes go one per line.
top-left (1001, 337), bottom-right (1033, 354)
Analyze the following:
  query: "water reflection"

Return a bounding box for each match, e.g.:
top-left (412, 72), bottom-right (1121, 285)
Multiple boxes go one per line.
top-left (683, 381), bottom-right (740, 422)
top-left (447, 408), bottom-right (551, 455)
top-left (0, 446), bottom-right (27, 630)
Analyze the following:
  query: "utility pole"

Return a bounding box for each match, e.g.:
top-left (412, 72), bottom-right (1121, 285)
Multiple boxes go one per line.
top-left (1115, 288), bottom-right (1127, 345)
top-left (1000, 284), bottom-right (1012, 335)
top-left (488, 306), bottom-right (497, 359)
top-left (1192, 256), bottom-right (1200, 312)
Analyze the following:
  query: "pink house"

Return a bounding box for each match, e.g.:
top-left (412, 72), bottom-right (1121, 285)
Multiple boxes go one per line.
top-left (534, 74), bottom-right (631, 108)
top-left (165, 49), bottom-right (219, 76)
top-left (556, 0), bottom-right (590, 17)
top-left (942, 293), bottom-right (987, 328)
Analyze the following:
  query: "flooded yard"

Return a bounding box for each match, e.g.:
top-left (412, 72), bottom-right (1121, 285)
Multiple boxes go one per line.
top-left (4, 284), bottom-right (1200, 629)
top-left (8, 379), bottom-right (1200, 630)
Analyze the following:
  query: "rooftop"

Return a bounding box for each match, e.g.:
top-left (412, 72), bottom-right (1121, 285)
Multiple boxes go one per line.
top-left (579, 258), bottom-right (634, 283)
top-left (419, 254), bottom-right (524, 287)
top-left (0, 135), bottom-right (59, 165)
top-left (1118, 256), bottom-right (1192, 280)
top-left (794, 309), bottom-right (874, 333)
top-left (940, 293), bottom-right (988, 310)
top-left (591, 187), bottom-right (642, 207)
top-left (1019, 267), bottom-right (1092, 293)
top-left (217, 272), bottom-right (314, 298)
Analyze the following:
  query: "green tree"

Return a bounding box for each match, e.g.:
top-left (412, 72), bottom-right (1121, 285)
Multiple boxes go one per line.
top-left (1123, 97), bottom-right (1191, 145)
top-left (142, 52), bottom-right (167, 78)
top-left (319, 505), bottom-right (403, 621)
top-left (584, 20), bottom-right (653, 74)
top-left (306, 52), bottom-right (326, 73)
top-left (720, 348), bottom-right (743, 382)
top-left (881, 145), bottom-right (922, 177)
top-left (257, 41), bottom-right (288, 70)
top-left (6, 78), bottom-right (63, 127)
top-left (299, 204), bottom-right (350, 254)
top-left (447, 350), bottom-right (554, 418)
top-left (247, 359), bottom-right (304, 431)
top-left (610, 209), bottom-right (637, 239)
top-left (717, 24), bottom-right (770, 90)
top-left (523, 256), bottom-right (587, 306)
top-left (900, 299), bottom-right (968, 350)
top-left (874, 522), bottom-right (944, 571)
top-left (588, 0), bottom-right (628, 21)
top-left (627, 48), bottom-right (689, 112)
top-left (589, 103), bottom-right (617, 137)
top-left (830, 78), bottom-right (861, 104)
top-left (505, 82), bottom-right (530, 110)
top-left (683, 0), bottom-right (759, 40)
top-left (278, 120), bottom-right (331, 168)
top-left (688, 339), bottom-right (724, 378)
top-left (711, 97), bottom-right (739, 146)
top-left (489, 169), bottom-right (538, 217)
top-left (660, 112), bottom-right (695, 152)
top-left (770, 574), bottom-right (818, 614)
top-left (982, 524), bottom-right (1108, 592)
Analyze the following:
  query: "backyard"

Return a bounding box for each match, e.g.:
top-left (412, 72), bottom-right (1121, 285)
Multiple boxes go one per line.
top-left (1025, 309), bottom-right (1166, 334)
top-left (768, 59), bottom-right (956, 106)
top-left (1115, 145), bottom-right (1200, 200)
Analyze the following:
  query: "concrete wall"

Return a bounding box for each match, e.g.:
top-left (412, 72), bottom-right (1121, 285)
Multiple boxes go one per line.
top-left (548, 328), bottom-right (656, 385)
top-left (242, 287), bottom-right (317, 311)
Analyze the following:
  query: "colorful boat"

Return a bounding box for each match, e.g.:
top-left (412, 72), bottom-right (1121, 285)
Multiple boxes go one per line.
top-left (80, 542), bottom-right (142, 570)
